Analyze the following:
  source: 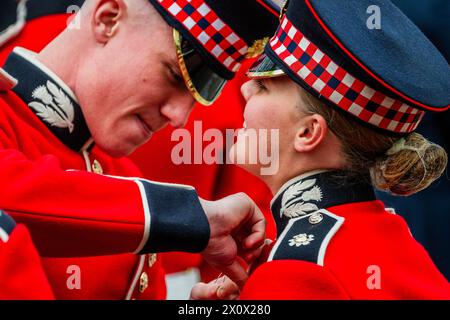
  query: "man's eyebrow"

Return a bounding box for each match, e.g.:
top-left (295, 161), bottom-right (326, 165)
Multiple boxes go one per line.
top-left (158, 51), bottom-right (178, 68)
top-left (160, 55), bottom-right (181, 75)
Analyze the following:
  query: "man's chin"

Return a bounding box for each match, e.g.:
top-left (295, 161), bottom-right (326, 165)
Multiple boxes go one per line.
top-left (96, 141), bottom-right (137, 159)
top-left (94, 130), bottom-right (156, 158)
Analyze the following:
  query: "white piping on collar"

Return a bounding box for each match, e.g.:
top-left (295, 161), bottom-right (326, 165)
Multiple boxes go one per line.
top-left (80, 138), bottom-right (95, 153)
top-left (0, 228), bottom-right (10, 243)
top-left (0, 0), bottom-right (28, 47)
top-left (12, 47), bottom-right (80, 104)
top-left (270, 169), bottom-right (330, 208)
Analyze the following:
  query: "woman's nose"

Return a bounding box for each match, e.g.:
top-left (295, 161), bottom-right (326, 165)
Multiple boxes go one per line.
top-left (240, 80), bottom-right (255, 102)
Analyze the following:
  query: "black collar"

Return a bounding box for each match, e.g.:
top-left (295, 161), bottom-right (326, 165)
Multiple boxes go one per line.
top-left (3, 48), bottom-right (92, 152)
top-left (270, 170), bottom-right (377, 235)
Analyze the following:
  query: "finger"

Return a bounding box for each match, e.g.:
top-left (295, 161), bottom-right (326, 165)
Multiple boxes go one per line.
top-left (245, 206), bottom-right (266, 249)
top-left (217, 277), bottom-right (240, 300)
top-left (240, 244), bottom-right (264, 264)
top-left (220, 259), bottom-right (249, 289)
top-left (190, 282), bottom-right (221, 300)
top-left (240, 238), bottom-right (273, 264)
top-left (243, 227), bottom-right (265, 250)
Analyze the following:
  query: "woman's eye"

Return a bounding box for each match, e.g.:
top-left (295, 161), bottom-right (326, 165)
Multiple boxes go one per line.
top-left (255, 79), bottom-right (267, 92)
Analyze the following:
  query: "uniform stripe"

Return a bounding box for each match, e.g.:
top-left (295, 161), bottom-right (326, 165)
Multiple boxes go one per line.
top-left (0, 0), bottom-right (27, 47)
top-left (104, 175), bottom-right (152, 255)
top-left (317, 210), bottom-right (344, 266)
top-left (125, 255), bottom-right (146, 300)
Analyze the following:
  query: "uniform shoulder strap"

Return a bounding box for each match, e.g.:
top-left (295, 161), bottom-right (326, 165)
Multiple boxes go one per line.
top-left (268, 209), bottom-right (344, 266)
top-left (0, 0), bottom-right (28, 48)
top-left (0, 68), bottom-right (17, 92)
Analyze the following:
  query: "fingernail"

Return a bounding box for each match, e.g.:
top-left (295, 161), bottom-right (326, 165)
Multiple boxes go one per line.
top-left (216, 286), bottom-right (225, 299)
top-left (228, 293), bottom-right (239, 300)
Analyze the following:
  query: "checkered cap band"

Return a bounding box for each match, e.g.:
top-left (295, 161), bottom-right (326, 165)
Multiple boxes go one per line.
top-left (158, 0), bottom-right (248, 72)
top-left (269, 16), bottom-right (425, 134)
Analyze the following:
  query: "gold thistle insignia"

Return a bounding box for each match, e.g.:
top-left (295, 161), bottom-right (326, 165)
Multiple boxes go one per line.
top-left (246, 37), bottom-right (270, 58)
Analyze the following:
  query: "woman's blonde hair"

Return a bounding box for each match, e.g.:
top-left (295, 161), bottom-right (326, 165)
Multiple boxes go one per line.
top-left (300, 89), bottom-right (448, 196)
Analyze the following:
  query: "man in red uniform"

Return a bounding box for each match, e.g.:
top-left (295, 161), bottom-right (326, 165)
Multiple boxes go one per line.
top-left (0, 0), bottom-right (278, 299)
top-left (0, 210), bottom-right (54, 299)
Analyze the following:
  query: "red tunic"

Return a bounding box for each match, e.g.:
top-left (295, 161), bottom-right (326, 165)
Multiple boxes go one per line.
top-left (0, 48), bottom-right (210, 299)
top-left (240, 172), bottom-right (450, 300)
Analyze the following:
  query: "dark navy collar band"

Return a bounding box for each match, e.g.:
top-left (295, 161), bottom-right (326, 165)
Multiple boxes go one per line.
top-left (3, 47), bottom-right (92, 152)
top-left (271, 170), bottom-right (376, 235)
top-left (0, 211), bottom-right (16, 243)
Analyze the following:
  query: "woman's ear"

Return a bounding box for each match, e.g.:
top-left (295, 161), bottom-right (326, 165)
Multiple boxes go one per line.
top-left (294, 114), bottom-right (328, 153)
top-left (92, 0), bottom-right (126, 44)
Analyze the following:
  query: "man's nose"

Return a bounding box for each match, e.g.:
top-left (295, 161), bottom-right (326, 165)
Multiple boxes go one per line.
top-left (160, 95), bottom-right (195, 128)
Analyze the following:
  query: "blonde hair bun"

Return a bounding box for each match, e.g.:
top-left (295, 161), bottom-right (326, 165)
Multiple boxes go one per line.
top-left (371, 133), bottom-right (448, 196)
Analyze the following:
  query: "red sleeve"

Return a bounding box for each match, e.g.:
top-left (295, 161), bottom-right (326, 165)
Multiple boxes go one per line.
top-left (240, 260), bottom-right (350, 300)
top-left (0, 148), bottom-right (210, 258)
top-left (0, 224), bottom-right (54, 299)
top-left (0, 148), bottom-right (146, 257)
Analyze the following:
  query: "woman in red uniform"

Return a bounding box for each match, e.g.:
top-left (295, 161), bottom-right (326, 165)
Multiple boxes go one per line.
top-left (192, 0), bottom-right (450, 299)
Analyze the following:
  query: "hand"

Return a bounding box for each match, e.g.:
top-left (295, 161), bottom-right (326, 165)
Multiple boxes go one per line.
top-left (190, 276), bottom-right (240, 300)
top-left (200, 193), bottom-right (266, 288)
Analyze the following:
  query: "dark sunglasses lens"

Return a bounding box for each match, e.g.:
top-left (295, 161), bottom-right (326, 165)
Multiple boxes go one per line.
top-left (179, 36), bottom-right (226, 103)
top-left (247, 53), bottom-right (285, 78)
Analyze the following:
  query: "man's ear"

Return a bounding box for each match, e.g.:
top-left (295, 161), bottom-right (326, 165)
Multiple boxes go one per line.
top-left (294, 114), bottom-right (328, 153)
top-left (92, 0), bottom-right (126, 44)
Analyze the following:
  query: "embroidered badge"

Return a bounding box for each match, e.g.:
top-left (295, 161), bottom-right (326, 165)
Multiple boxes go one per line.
top-left (29, 80), bottom-right (75, 133)
top-left (288, 233), bottom-right (315, 247)
top-left (281, 179), bottom-right (323, 218)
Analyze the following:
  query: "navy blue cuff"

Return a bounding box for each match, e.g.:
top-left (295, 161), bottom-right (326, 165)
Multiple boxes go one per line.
top-left (0, 210), bottom-right (16, 242)
top-left (137, 180), bottom-right (210, 254)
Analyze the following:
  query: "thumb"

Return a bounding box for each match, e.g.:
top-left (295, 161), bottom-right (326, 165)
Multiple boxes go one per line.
top-left (190, 282), bottom-right (220, 300)
top-left (220, 259), bottom-right (249, 289)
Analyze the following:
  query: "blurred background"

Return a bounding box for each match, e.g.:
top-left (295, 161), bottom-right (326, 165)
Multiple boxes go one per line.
top-left (378, 0), bottom-right (450, 281)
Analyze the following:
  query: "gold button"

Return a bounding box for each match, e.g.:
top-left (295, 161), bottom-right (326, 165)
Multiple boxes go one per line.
top-left (148, 254), bottom-right (157, 268)
top-left (139, 272), bottom-right (149, 293)
top-left (309, 212), bottom-right (324, 225)
top-left (92, 160), bottom-right (103, 174)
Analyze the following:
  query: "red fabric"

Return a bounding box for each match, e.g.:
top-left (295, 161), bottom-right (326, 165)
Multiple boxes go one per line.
top-left (241, 201), bottom-right (450, 300)
top-left (0, 90), bottom-right (166, 300)
top-left (0, 14), bottom-right (70, 65)
top-left (0, 92), bottom-right (147, 257)
top-left (0, 225), bottom-right (54, 300)
top-left (241, 260), bottom-right (350, 300)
